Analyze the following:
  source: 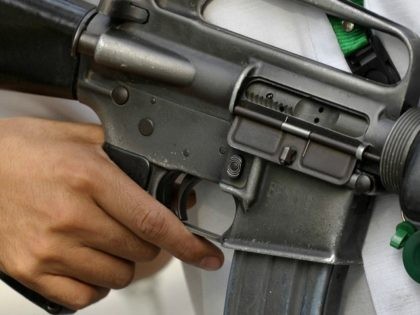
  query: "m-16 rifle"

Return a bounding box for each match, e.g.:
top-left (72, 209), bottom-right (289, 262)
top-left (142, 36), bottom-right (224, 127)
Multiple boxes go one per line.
top-left (1, 0), bottom-right (420, 314)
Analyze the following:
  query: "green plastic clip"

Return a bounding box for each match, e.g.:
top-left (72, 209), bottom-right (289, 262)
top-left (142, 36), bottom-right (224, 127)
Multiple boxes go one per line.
top-left (390, 221), bottom-right (417, 249)
top-left (390, 220), bottom-right (420, 283)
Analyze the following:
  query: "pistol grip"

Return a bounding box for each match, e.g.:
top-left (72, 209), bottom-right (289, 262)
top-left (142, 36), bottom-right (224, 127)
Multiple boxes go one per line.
top-left (103, 142), bottom-right (151, 189)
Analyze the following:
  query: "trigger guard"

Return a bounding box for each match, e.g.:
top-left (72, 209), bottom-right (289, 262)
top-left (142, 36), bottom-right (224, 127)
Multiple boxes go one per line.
top-left (175, 176), bottom-right (223, 243)
top-left (154, 171), bottom-right (224, 243)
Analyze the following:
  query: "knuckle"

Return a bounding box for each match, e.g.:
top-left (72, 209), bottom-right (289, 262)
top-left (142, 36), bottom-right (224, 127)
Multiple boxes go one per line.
top-left (31, 239), bottom-right (59, 264)
top-left (133, 245), bottom-right (160, 262)
top-left (90, 125), bottom-right (105, 144)
top-left (70, 290), bottom-right (98, 310)
top-left (9, 260), bottom-right (39, 285)
top-left (112, 263), bottom-right (135, 289)
top-left (134, 208), bottom-right (169, 242)
top-left (53, 205), bottom-right (82, 232)
top-left (68, 168), bottom-right (94, 192)
top-left (176, 241), bottom-right (197, 263)
top-left (58, 159), bottom-right (96, 192)
top-left (144, 246), bottom-right (161, 261)
top-left (107, 233), bottom-right (132, 253)
top-left (110, 235), bottom-right (160, 262)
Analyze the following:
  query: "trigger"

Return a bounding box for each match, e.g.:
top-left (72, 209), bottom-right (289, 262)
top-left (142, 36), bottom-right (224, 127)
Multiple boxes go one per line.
top-left (155, 172), bottom-right (200, 221)
top-left (175, 175), bottom-right (200, 221)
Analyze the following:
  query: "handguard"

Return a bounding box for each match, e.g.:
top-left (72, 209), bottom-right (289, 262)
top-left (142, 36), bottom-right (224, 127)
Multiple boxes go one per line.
top-left (1, 0), bottom-right (420, 314)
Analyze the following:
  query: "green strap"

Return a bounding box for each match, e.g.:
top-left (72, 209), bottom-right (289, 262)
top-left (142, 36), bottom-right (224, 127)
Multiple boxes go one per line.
top-left (328, 0), bottom-right (369, 56)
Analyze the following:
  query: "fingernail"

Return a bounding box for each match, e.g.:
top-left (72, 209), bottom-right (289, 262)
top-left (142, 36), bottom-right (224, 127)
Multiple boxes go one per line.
top-left (200, 256), bottom-right (222, 270)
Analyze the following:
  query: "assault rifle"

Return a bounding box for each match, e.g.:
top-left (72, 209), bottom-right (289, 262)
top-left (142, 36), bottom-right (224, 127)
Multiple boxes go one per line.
top-left (1, 0), bottom-right (420, 314)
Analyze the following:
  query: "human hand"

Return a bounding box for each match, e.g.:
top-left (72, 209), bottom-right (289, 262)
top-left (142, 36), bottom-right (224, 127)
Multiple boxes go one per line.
top-left (0, 118), bottom-right (223, 310)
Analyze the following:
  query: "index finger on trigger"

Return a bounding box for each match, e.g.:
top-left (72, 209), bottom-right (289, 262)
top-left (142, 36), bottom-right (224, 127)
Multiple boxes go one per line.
top-left (92, 161), bottom-right (224, 271)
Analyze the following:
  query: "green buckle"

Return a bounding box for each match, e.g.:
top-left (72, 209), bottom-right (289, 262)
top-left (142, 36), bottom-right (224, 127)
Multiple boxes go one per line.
top-left (328, 0), bottom-right (368, 56)
top-left (391, 221), bottom-right (417, 249)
